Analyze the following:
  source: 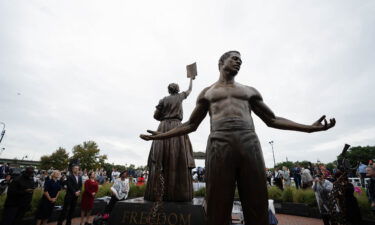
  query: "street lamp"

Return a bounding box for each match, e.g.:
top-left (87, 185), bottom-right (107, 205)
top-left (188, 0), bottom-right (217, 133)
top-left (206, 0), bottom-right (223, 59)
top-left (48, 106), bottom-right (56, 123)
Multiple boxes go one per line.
top-left (269, 140), bottom-right (276, 168)
top-left (0, 122), bottom-right (5, 144)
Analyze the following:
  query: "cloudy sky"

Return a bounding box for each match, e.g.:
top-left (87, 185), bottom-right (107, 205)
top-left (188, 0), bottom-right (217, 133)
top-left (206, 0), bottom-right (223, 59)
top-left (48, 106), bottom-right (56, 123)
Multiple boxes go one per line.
top-left (1, 0), bottom-right (374, 168)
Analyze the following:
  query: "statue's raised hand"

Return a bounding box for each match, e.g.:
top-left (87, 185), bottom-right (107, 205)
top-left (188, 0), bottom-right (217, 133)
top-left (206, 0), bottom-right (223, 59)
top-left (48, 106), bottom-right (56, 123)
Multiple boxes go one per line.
top-left (311, 115), bottom-right (336, 132)
top-left (140, 130), bottom-right (162, 141)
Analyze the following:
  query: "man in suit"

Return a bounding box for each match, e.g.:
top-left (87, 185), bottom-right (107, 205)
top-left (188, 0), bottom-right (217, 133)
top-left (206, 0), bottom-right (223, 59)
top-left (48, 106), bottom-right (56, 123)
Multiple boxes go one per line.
top-left (57, 165), bottom-right (82, 225)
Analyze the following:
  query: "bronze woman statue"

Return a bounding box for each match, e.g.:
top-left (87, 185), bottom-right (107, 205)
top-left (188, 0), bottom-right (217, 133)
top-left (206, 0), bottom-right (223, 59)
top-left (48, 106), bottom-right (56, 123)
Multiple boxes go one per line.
top-left (144, 77), bottom-right (195, 202)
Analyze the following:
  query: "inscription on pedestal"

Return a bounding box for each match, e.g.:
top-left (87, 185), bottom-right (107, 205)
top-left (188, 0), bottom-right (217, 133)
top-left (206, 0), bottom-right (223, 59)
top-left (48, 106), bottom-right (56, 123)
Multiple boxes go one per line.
top-left (109, 198), bottom-right (205, 225)
top-left (121, 211), bottom-right (191, 225)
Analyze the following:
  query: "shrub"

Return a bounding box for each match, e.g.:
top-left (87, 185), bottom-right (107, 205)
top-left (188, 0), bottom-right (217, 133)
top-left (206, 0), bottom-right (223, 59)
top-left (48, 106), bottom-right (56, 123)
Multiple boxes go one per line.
top-left (355, 188), bottom-right (375, 220)
top-left (96, 183), bottom-right (112, 198)
top-left (128, 184), bottom-right (146, 198)
top-left (194, 187), bottom-right (206, 197)
top-left (268, 186), bottom-right (282, 201)
top-left (281, 187), bottom-right (294, 202)
top-left (293, 189), bottom-right (316, 207)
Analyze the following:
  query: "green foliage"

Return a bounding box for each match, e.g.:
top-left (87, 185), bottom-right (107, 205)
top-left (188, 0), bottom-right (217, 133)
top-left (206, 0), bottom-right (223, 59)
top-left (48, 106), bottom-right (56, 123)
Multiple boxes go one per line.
top-left (71, 141), bottom-right (107, 171)
top-left (338, 146), bottom-right (375, 166)
top-left (40, 147), bottom-right (69, 170)
top-left (325, 162), bottom-right (336, 171)
top-left (294, 161), bottom-right (312, 169)
top-left (281, 187), bottom-right (294, 202)
top-left (128, 184), bottom-right (146, 198)
top-left (355, 188), bottom-right (375, 220)
top-left (96, 183), bottom-right (112, 198)
top-left (268, 186), bottom-right (282, 201)
top-left (275, 161), bottom-right (294, 170)
top-left (194, 187), bottom-right (206, 197)
top-left (293, 189), bottom-right (316, 207)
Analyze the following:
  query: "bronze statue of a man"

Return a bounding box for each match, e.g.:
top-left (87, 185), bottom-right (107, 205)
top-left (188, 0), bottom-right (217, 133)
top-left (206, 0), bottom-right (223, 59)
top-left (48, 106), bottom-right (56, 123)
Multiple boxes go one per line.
top-left (144, 78), bottom-right (195, 202)
top-left (141, 51), bottom-right (335, 225)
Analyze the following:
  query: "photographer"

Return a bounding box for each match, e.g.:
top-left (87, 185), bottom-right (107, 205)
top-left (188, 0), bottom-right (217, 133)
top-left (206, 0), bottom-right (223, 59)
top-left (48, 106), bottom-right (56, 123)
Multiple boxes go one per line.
top-left (1, 167), bottom-right (35, 225)
top-left (312, 174), bottom-right (333, 225)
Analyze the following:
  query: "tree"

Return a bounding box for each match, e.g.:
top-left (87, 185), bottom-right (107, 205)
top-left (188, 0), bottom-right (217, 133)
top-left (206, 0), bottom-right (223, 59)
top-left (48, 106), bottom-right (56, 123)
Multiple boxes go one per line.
top-left (294, 160), bottom-right (312, 169)
top-left (71, 141), bottom-right (107, 171)
top-left (325, 162), bottom-right (336, 171)
top-left (40, 147), bottom-right (69, 170)
top-left (337, 145), bottom-right (375, 167)
top-left (275, 161), bottom-right (294, 170)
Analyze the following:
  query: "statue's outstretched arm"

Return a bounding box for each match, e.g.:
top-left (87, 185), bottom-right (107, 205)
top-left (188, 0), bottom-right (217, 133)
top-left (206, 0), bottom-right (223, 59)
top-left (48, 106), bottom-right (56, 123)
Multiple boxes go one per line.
top-left (251, 97), bottom-right (335, 133)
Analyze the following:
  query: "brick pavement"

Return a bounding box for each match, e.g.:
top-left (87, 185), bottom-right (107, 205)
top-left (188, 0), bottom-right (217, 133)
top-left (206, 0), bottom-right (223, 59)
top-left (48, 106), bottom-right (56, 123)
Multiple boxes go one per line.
top-left (277, 214), bottom-right (323, 225)
top-left (47, 214), bottom-right (323, 225)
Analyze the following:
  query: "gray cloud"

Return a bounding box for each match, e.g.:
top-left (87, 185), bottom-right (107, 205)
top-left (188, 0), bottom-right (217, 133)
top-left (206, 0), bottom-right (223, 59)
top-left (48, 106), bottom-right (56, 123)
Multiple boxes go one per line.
top-left (1, 0), bottom-right (374, 168)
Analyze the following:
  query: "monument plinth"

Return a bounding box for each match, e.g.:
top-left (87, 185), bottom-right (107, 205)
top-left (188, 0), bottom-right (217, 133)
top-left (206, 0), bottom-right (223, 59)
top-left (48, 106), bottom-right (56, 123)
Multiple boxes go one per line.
top-left (109, 197), bottom-right (205, 225)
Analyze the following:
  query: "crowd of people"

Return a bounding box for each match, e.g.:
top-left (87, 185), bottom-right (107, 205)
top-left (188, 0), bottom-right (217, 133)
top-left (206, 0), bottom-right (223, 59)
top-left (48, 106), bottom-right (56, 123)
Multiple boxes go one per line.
top-left (0, 160), bottom-right (374, 225)
top-left (0, 163), bottom-right (147, 225)
top-left (266, 161), bottom-right (375, 225)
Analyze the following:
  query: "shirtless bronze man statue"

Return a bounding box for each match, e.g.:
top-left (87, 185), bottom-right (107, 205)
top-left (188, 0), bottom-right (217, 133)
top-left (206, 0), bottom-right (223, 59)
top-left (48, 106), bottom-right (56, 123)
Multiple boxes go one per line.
top-left (141, 51), bottom-right (336, 225)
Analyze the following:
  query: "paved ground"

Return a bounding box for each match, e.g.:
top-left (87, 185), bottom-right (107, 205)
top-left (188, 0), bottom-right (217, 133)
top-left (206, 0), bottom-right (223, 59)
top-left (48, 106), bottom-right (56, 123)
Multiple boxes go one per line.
top-left (47, 214), bottom-right (323, 225)
top-left (277, 214), bottom-right (323, 225)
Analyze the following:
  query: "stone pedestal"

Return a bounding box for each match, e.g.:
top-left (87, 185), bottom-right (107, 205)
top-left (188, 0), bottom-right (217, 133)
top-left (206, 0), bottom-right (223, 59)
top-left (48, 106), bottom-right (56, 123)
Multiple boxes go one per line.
top-left (109, 197), bottom-right (205, 225)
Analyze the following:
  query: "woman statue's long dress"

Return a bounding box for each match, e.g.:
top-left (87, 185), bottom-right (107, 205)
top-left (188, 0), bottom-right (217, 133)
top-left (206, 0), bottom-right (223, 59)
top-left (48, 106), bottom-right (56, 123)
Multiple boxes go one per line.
top-left (144, 80), bottom-right (195, 202)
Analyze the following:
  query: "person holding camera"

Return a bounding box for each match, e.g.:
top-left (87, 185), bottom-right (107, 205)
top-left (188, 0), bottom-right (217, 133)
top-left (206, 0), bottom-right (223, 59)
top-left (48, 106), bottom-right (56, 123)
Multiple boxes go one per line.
top-left (1, 167), bottom-right (35, 225)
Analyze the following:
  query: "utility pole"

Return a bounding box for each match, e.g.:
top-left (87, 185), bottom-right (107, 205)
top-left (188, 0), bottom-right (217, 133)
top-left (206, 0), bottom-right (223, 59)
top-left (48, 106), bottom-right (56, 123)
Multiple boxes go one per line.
top-left (269, 141), bottom-right (276, 168)
top-left (0, 122), bottom-right (5, 144)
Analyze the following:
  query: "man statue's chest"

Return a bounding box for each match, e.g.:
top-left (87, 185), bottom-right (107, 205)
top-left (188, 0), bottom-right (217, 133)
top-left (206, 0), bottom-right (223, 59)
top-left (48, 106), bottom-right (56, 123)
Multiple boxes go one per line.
top-left (206, 85), bottom-right (251, 103)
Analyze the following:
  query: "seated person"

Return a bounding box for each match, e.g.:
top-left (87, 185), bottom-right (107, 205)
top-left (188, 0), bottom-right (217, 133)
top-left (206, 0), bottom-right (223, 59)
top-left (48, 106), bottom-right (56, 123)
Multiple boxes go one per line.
top-left (104, 171), bottom-right (129, 215)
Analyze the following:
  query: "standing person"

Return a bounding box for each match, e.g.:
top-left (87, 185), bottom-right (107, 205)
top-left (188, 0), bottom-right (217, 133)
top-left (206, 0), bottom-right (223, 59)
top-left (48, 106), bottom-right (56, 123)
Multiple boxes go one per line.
top-left (1, 167), bottom-right (35, 225)
top-left (312, 174), bottom-right (334, 225)
top-left (265, 168), bottom-right (272, 186)
top-left (57, 165), bottom-right (82, 225)
top-left (292, 165), bottom-right (302, 189)
top-left (35, 170), bottom-right (62, 225)
top-left (80, 171), bottom-right (98, 225)
top-left (366, 166), bottom-right (375, 215)
top-left (0, 163), bottom-right (10, 179)
top-left (0, 174), bottom-right (12, 194)
top-left (357, 162), bottom-right (367, 188)
top-left (137, 174), bottom-right (145, 186)
top-left (144, 76), bottom-right (195, 202)
top-left (104, 171), bottom-right (129, 215)
top-left (282, 166), bottom-right (291, 187)
top-left (82, 169), bottom-right (89, 184)
top-left (274, 168), bottom-right (283, 190)
top-left (140, 51), bottom-right (335, 225)
top-left (301, 167), bottom-right (313, 189)
top-left (111, 168), bottom-right (120, 183)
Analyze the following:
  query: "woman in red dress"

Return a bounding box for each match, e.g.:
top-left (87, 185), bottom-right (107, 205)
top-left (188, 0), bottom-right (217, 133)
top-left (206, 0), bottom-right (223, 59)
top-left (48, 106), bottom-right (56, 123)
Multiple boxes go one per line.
top-left (80, 171), bottom-right (98, 225)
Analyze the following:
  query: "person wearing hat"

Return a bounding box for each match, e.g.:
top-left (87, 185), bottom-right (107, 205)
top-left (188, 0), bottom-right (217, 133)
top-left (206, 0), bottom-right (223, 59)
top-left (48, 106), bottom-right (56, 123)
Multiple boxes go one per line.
top-left (104, 171), bottom-right (129, 215)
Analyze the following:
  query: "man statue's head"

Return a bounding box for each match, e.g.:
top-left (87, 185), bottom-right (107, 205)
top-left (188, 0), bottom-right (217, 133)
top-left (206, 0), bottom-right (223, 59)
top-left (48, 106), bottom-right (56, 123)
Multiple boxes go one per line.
top-left (218, 50), bottom-right (242, 75)
top-left (168, 83), bottom-right (180, 95)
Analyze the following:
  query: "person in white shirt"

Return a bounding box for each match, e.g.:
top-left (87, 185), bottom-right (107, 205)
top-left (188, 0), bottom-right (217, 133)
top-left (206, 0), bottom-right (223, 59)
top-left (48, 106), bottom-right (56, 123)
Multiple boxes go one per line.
top-left (111, 168), bottom-right (120, 183)
top-left (282, 166), bottom-right (291, 187)
top-left (105, 171), bottom-right (129, 214)
top-left (312, 175), bottom-right (334, 225)
top-left (301, 167), bottom-right (313, 189)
